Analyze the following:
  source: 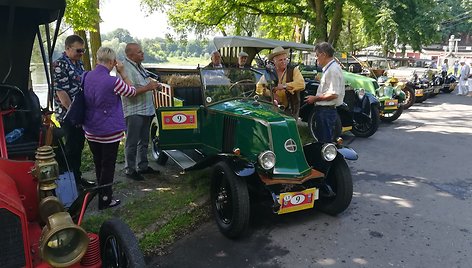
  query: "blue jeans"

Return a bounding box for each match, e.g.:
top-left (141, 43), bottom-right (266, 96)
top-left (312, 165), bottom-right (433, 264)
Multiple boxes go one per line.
top-left (314, 107), bottom-right (337, 143)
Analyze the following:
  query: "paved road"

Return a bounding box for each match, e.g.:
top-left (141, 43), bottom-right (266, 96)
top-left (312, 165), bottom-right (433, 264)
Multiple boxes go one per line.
top-left (148, 93), bottom-right (472, 268)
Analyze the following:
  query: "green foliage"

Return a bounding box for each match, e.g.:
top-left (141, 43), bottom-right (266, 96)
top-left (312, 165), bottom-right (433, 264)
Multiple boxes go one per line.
top-left (64, 0), bottom-right (100, 31)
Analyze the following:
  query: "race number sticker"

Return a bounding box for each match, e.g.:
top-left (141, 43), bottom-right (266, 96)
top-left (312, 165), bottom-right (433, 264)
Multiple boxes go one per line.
top-left (278, 188), bottom-right (318, 215)
top-left (161, 110), bottom-right (198, 130)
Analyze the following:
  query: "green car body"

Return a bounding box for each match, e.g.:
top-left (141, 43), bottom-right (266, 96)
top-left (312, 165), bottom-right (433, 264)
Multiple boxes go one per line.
top-left (152, 67), bottom-right (355, 238)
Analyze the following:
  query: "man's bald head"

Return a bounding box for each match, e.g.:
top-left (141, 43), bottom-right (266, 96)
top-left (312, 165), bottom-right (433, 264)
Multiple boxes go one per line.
top-left (125, 43), bottom-right (144, 64)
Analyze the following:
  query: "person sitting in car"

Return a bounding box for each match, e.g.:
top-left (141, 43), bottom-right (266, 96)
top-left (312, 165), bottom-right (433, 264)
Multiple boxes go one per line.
top-left (205, 51), bottom-right (225, 68)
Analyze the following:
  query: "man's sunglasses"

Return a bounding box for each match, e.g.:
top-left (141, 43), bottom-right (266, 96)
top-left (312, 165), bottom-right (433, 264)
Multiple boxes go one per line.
top-left (75, 48), bottom-right (86, 53)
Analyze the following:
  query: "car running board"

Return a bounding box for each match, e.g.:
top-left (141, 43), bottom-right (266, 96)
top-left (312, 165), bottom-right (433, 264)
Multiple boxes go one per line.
top-left (163, 150), bottom-right (197, 170)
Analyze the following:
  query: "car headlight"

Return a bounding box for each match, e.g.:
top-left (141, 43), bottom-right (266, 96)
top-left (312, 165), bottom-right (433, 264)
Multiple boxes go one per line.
top-left (321, 143), bottom-right (337, 161)
top-left (377, 87), bottom-right (384, 97)
top-left (357, 88), bottom-right (365, 100)
top-left (258, 151), bottom-right (276, 170)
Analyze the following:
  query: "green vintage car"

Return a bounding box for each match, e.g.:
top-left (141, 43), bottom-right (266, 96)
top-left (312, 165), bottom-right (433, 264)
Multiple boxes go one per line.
top-left (343, 72), bottom-right (405, 123)
top-left (151, 67), bottom-right (356, 238)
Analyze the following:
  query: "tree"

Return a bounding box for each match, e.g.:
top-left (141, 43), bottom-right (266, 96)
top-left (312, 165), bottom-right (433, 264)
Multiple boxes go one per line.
top-left (64, 0), bottom-right (102, 70)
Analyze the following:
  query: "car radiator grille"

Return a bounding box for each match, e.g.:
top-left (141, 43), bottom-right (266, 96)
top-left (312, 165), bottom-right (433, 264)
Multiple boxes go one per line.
top-left (0, 208), bottom-right (26, 268)
top-left (222, 116), bottom-right (237, 152)
top-left (343, 89), bottom-right (357, 110)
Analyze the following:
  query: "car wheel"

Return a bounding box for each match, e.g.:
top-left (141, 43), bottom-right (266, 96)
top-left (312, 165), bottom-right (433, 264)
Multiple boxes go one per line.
top-left (402, 86), bottom-right (415, 109)
top-left (211, 161), bottom-right (250, 239)
top-left (316, 158), bottom-right (353, 215)
top-left (351, 104), bottom-right (379, 137)
top-left (380, 104), bottom-right (403, 123)
top-left (150, 116), bottom-right (168, 165)
top-left (99, 218), bottom-right (145, 268)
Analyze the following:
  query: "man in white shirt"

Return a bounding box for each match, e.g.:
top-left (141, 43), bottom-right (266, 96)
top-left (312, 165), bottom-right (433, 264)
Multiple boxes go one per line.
top-left (305, 42), bottom-right (344, 142)
top-left (458, 59), bottom-right (470, 95)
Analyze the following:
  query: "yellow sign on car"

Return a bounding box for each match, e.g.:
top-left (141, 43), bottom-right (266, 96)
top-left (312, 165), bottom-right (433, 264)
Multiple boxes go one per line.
top-left (161, 110), bottom-right (198, 130)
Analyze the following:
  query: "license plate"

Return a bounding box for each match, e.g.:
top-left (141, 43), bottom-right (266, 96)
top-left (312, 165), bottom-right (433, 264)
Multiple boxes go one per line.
top-left (415, 89), bottom-right (423, 96)
top-left (384, 99), bottom-right (398, 110)
top-left (278, 188), bottom-right (318, 214)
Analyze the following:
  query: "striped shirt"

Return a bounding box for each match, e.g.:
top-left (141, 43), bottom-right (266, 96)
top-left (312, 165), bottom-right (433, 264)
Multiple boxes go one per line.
top-left (122, 57), bottom-right (155, 117)
top-left (85, 78), bottom-right (136, 143)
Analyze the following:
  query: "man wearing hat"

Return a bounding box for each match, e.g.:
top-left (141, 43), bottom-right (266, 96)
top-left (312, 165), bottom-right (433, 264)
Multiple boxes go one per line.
top-left (267, 46), bottom-right (305, 119)
top-left (305, 42), bottom-right (344, 143)
top-left (237, 51), bottom-right (250, 68)
top-left (457, 59), bottom-right (470, 95)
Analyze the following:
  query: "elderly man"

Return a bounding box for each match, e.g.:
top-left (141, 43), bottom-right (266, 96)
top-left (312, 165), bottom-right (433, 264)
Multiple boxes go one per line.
top-left (206, 51), bottom-right (224, 68)
top-left (305, 42), bottom-right (345, 143)
top-left (267, 46), bottom-right (305, 119)
top-left (237, 51), bottom-right (250, 68)
top-left (122, 43), bottom-right (161, 181)
top-left (457, 59), bottom-right (470, 95)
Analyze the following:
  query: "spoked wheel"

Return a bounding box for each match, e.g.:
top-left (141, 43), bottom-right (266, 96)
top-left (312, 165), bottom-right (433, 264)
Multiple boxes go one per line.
top-left (351, 105), bottom-right (379, 138)
top-left (316, 158), bottom-right (353, 215)
top-left (150, 116), bottom-right (168, 165)
top-left (99, 218), bottom-right (145, 268)
top-left (402, 86), bottom-right (415, 109)
top-left (307, 108), bottom-right (342, 142)
top-left (380, 104), bottom-right (404, 123)
top-left (211, 161), bottom-right (250, 239)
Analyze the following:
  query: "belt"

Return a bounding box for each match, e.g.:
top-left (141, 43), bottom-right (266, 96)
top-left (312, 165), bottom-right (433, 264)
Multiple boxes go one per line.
top-left (314, 105), bottom-right (336, 109)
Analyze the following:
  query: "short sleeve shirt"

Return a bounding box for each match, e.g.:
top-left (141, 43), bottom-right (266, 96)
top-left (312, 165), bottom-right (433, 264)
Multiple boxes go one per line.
top-left (316, 60), bottom-right (345, 106)
top-left (53, 52), bottom-right (85, 121)
top-left (122, 57), bottom-right (155, 117)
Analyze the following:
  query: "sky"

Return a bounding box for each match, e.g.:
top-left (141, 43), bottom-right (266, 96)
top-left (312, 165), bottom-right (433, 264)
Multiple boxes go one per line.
top-left (99, 0), bottom-right (170, 39)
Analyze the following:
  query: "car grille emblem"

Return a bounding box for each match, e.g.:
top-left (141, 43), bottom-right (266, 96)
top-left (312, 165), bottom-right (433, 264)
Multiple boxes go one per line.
top-left (284, 139), bottom-right (297, 152)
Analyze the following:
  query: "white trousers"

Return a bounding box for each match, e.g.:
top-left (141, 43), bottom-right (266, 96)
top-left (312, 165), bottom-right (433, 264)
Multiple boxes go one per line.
top-left (458, 79), bottom-right (468, 95)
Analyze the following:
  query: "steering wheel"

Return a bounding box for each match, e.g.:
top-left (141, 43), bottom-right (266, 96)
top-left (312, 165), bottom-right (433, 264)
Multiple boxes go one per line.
top-left (228, 79), bottom-right (256, 98)
top-left (0, 84), bottom-right (25, 111)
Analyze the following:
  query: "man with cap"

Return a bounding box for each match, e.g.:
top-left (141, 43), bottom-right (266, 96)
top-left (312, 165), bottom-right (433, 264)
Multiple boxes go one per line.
top-left (237, 51), bottom-right (250, 68)
top-left (305, 42), bottom-right (344, 143)
top-left (205, 51), bottom-right (225, 68)
top-left (266, 46), bottom-right (305, 119)
top-left (457, 59), bottom-right (470, 95)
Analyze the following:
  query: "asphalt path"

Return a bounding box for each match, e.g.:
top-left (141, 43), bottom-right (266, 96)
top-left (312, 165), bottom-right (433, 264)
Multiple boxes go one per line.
top-left (148, 93), bottom-right (472, 268)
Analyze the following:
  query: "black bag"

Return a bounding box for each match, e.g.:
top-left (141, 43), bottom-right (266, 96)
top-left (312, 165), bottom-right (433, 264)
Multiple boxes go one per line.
top-left (64, 72), bottom-right (88, 125)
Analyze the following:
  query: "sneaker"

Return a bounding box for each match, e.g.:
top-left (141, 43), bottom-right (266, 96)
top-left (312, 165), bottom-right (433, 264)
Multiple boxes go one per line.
top-left (99, 199), bottom-right (121, 210)
top-left (76, 178), bottom-right (97, 188)
top-left (138, 166), bottom-right (160, 175)
top-left (123, 169), bottom-right (145, 181)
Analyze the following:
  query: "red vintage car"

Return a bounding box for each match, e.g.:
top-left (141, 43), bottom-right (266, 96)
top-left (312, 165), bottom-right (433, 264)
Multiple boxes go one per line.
top-left (0, 0), bottom-right (144, 267)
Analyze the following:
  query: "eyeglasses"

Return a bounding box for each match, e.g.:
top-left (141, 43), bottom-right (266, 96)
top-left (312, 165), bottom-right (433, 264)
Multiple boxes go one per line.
top-left (75, 48), bottom-right (86, 53)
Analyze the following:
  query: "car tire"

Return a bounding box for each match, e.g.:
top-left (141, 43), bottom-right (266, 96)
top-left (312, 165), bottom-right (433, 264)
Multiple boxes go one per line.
top-left (211, 161), bottom-right (250, 239)
top-left (316, 158), bottom-right (353, 215)
top-left (99, 218), bottom-right (145, 268)
top-left (380, 104), bottom-right (403, 123)
top-left (402, 86), bottom-right (415, 109)
top-left (351, 104), bottom-right (379, 138)
top-left (150, 116), bottom-right (168, 165)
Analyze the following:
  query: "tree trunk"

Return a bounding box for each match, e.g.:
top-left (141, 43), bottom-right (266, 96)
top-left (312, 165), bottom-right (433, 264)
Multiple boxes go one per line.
top-left (89, 0), bottom-right (102, 69)
top-left (74, 30), bottom-right (92, 71)
top-left (314, 0), bottom-right (328, 42)
top-left (328, 0), bottom-right (345, 47)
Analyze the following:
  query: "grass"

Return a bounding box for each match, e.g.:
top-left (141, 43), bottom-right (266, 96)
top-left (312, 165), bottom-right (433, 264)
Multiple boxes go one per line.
top-left (161, 56), bottom-right (208, 67)
top-left (80, 166), bottom-right (211, 255)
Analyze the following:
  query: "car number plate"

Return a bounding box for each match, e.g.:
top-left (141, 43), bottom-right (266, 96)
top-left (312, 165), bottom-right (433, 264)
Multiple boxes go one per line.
top-left (415, 89), bottom-right (423, 96)
top-left (278, 188), bottom-right (318, 215)
top-left (384, 99), bottom-right (398, 110)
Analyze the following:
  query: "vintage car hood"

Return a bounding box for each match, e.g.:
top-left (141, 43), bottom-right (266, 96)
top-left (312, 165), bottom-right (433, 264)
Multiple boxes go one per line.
top-left (343, 71), bottom-right (378, 94)
top-left (209, 99), bottom-right (313, 178)
top-left (209, 99), bottom-right (289, 122)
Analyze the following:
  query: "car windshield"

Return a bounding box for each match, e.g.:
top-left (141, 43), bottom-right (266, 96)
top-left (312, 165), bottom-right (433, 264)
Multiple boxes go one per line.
top-left (200, 67), bottom-right (274, 105)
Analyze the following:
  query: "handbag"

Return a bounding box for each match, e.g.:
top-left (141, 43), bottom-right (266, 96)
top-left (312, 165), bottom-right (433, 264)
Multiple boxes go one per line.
top-left (64, 71), bottom-right (88, 125)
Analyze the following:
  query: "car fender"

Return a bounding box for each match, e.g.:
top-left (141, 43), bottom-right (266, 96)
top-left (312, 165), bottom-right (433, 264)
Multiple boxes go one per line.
top-left (337, 147), bottom-right (358, 161)
top-left (186, 154), bottom-right (256, 177)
